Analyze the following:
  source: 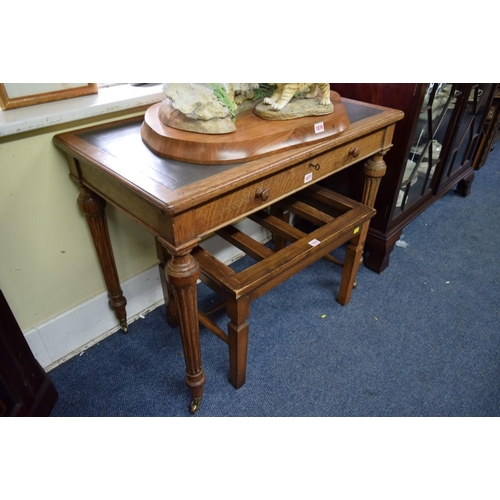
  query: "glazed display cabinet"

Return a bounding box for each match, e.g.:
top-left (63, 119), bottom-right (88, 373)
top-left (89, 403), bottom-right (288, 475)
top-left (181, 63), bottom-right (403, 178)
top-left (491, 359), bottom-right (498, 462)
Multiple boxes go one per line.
top-left (474, 84), bottom-right (500, 170)
top-left (325, 83), bottom-right (497, 273)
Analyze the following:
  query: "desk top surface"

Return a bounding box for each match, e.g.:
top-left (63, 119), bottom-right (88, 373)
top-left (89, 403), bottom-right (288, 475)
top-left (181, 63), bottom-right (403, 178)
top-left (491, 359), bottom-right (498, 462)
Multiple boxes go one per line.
top-left (54, 98), bottom-right (403, 213)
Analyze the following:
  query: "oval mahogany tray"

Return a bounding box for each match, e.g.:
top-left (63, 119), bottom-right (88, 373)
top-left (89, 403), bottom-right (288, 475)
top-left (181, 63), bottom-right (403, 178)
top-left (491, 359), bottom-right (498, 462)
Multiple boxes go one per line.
top-left (140, 91), bottom-right (349, 165)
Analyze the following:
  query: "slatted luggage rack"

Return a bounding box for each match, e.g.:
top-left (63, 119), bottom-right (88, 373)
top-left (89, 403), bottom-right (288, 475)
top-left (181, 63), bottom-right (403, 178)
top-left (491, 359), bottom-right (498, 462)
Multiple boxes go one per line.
top-left (191, 184), bottom-right (376, 389)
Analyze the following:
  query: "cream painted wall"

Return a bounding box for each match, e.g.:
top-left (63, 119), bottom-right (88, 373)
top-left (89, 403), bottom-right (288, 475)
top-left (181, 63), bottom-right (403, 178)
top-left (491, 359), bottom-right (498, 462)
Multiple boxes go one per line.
top-left (0, 112), bottom-right (158, 332)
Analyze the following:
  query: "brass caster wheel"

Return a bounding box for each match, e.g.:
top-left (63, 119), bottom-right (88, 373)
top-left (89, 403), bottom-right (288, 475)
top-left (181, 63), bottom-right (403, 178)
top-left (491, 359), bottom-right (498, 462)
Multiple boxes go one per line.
top-left (189, 397), bottom-right (202, 414)
top-left (120, 320), bottom-right (128, 334)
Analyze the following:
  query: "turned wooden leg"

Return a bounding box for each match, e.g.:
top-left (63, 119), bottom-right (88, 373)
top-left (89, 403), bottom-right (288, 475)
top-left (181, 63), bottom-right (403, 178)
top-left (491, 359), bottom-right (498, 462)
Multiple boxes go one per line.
top-left (356, 149), bottom-right (390, 276)
top-left (155, 239), bottom-right (179, 327)
top-left (165, 249), bottom-right (205, 414)
top-left (362, 149), bottom-right (389, 208)
top-left (226, 296), bottom-right (250, 389)
top-left (77, 185), bottom-right (128, 333)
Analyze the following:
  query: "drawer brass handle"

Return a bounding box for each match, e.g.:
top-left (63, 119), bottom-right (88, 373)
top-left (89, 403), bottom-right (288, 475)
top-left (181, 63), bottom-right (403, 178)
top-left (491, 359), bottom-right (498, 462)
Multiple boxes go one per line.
top-left (255, 187), bottom-right (270, 201)
top-left (349, 147), bottom-right (361, 158)
top-left (309, 163), bottom-right (321, 171)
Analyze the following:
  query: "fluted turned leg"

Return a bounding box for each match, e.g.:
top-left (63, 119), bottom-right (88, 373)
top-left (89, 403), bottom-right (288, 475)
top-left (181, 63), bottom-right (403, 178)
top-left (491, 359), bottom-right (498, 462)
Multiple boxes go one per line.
top-left (165, 249), bottom-right (205, 414)
top-left (156, 239), bottom-right (179, 328)
top-left (343, 149), bottom-right (389, 287)
top-left (362, 149), bottom-right (389, 208)
top-left (77, 185), bottom-right (128, 333)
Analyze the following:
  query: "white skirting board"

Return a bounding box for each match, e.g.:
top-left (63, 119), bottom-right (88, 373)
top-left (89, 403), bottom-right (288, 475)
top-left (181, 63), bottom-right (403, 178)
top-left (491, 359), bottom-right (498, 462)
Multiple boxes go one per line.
top-left (25, 221), bottom-right (270, 371)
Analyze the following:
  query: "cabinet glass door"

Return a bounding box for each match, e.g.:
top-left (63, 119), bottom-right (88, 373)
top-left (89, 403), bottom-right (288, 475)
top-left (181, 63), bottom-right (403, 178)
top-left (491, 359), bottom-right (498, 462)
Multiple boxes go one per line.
top-left (439, 83), bottom-right (493, 183)
top-left (393, 83), bottom-right (458, 216)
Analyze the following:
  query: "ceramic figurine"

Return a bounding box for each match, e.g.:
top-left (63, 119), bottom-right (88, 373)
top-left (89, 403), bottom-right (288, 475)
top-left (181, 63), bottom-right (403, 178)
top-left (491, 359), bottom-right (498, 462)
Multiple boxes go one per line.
top-left (263, 83), bottom-right (331, 110)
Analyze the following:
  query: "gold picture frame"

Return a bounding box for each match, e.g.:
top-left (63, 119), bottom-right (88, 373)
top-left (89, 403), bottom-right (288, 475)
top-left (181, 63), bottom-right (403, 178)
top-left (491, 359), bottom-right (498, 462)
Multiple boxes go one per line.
top-left (0, 83), bottom-right (98, 110)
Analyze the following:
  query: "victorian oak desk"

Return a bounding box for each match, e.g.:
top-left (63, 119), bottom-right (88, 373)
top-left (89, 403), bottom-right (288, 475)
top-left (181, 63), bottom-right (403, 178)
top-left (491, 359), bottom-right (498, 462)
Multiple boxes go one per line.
top-left (54, 98), bottom-right (403, 413)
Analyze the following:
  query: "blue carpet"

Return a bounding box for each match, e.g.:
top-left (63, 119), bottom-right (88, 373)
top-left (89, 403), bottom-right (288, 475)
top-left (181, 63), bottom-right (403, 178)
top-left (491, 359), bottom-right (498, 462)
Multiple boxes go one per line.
top-left (49, 146), bottom-right (500, 417)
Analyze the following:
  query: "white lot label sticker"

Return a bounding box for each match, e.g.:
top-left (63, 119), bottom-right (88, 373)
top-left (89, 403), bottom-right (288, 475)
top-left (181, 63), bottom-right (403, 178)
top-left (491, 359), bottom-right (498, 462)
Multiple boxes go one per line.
top-left (304, 172), bottom-right (313, 183)
top-left (308, 239), bottom-right (321, 247)
top-left (314, 122), bottom-right (325, 133)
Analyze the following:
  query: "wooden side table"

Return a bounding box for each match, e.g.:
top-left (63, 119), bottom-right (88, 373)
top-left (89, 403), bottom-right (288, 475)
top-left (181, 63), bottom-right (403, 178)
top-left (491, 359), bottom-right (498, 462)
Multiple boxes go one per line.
top-left (54, 98), bottom-right (403, 413)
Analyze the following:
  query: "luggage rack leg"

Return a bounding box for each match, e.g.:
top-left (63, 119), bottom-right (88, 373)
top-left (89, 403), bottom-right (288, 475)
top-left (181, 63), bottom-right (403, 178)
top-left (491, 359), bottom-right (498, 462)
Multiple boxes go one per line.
top-left (227, 296), bottom-right (250, 389)
top-left (187, 186), bottom-right (376, 391)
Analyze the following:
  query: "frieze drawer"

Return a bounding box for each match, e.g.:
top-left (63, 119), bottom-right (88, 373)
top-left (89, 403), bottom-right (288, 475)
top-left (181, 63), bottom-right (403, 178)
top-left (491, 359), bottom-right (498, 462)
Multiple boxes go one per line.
top-left (194, 131), bottom-right (385, 236)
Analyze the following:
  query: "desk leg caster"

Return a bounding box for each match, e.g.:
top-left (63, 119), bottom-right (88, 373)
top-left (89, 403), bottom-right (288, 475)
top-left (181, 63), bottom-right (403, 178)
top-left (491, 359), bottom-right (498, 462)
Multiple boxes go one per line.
top-left (120, 320), bottom-right (128, 334)
top-left (190, 397), bottom-right (202, 414)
